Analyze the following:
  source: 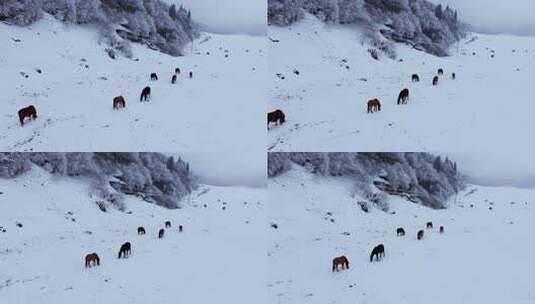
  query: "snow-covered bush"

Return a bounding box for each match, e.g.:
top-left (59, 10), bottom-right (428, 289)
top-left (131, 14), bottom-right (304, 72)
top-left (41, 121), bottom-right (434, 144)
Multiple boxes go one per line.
top-left (0, 152), bottom-right (197, 209)
top-left (268, 152), bottom-right (465, 209)
top-left (268, 0), bottom-right (466, 56)
top-left (0, 0), bottom-right (197, 57)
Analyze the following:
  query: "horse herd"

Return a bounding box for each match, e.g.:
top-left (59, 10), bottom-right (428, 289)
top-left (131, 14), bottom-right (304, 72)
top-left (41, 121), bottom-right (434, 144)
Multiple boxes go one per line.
top-left (267, 67), bottom-right (457, 128)
top-left (84, 220), bottom-right (183, 268)
top-left (17, 68), bottom-right (194, 125)
top-left (332, 221), bottom-right (444, 273)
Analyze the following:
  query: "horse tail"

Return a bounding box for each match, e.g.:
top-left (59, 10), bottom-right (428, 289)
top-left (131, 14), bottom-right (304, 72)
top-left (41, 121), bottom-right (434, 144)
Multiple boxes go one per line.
top-left (370, 252), bottom-right (374, 262)
top-left (397, 94), bottom-right (402, 104)
top-left (118, 250), bottom-right (121, 259)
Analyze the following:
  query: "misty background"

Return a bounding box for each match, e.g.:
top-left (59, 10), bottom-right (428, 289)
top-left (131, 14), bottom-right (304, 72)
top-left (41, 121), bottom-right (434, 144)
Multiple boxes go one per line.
top-left (445, 152), bottom-right (535, 189)
top-left (430, 0), bottom-right (535, 36)
top-left (165, 0), bottom-right (265, 36)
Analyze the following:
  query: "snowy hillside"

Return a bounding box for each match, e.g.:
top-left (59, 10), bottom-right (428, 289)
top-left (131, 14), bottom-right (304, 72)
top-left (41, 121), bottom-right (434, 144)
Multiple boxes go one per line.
top-left (268, 167), bottom-right (535, 303)
top-left (0, 15), bottom-right (265, 153)
top-left (0, 167), bottom-right (266, 303)
top-left (268, 15), bottom-right (535, 152)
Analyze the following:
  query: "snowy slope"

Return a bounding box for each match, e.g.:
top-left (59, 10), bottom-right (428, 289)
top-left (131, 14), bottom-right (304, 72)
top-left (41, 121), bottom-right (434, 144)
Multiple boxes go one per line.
top-left (0, 167), bottom-right (267, 303)
top-left (0, 15), bottom-right (266, 153)
top-left (268, 167), bottom-right (535, 304)
top-left (268, 15), bottom-right (535, 152)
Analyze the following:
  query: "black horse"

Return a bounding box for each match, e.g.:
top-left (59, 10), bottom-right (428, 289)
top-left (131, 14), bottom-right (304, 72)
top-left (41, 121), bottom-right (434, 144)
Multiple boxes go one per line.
top-left (411, 74), bottom-right (420, 82)
top-left (370, 244), bottom-right (385, 262)
top-left (179, 225), bottom-right (183, 232)
top-left (439, 226), bottom-right (444, 233)
top-left (118, 242), bottom-right (131, 259)
top-left (426, 222), bottom-right (433, 229)
top-left (452, 73), bottom-right (456, 80)
top-left (140, 86), bottom-right (151, 102)
top-left (158, 228), bottom-right (165, 239)
top-left (150, 73), bottom-right (158, 81)
top-left (165, 221), bottom-right (172, 228)
top-left (396, 227), bottom-right (405, 236)
top-left (171, 74), bottom-right (177, 84)
top-left (438, 68), bottom-right (444, 75)
top-left (175, 68), bottom-right (181, 74)
top-left (397, 88), bottom-right (409, 105)
top-left (138, 227), bottom-right (146, 235)
top-left (189, 71), bottom-right (193, 79)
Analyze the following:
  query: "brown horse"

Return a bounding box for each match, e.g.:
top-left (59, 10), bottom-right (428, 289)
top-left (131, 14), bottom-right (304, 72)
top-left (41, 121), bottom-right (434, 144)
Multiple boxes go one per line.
top-left (370, 244), bottom-right (385, 262)
top-left (396, 227), bottom-right (405, 236)
top-left (332, 256), bottom-right (349, 272)
top-left (411, 74), bottom-right (420, 82)
top-left (268, 109), bottom-right (286, 127)
top-left (158, 228), bottom-right (165, 239)
top-left (165, 221), bottom-right (172, 228)
top-left (118, 242), bottom-right (131, 259)
top-left (439, 226), bottom-right (444, 233)
top-left (397, 88), bottom-right (409, 105)
top-left (367, 99), bottom-right (381, 113)
top-left (138, 226), bottom-right (146, 235)
top-left (18, 105), bottom-right (37, 126)
top-left (140, 86), bottom-right (151, 102)
top-left (150, 73), bottom-right (158, 81)
top-left (113, 96), bottom-right (126, 109)
top-left (85, 253), bottom-right (100, 268)
top-left (426, 222), bottom-right (433, 229)
top-left (438, 68), bottom-right (444, 75)
top-left (417, 230), bottom-right (424, 240)
top-left (171, 74), bottom-right (177, 84)
top-left (432, 76), bottom-right (439, 86)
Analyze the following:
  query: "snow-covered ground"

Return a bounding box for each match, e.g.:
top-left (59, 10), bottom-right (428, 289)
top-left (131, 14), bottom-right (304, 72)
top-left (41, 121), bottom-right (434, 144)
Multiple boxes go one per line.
top-left (0, 167), bottom-right (266, 303)
top-left (0, 15), bottom-right (265, 153)
top-left (268, 15), bottom-right (535, 152)
top-left (268, 167), bottom-right (535, 303)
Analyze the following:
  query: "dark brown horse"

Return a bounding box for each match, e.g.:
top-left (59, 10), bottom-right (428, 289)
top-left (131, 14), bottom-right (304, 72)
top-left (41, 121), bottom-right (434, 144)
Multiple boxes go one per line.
top-left (438, 68), bottom-right (444, 75)
top-left (367, 99), bottom-right (381, 113)
top-left (417, 229), bottom-right (424, 240)
top-left (150, 73), bottom-right (158, 81)
top-left (171, 74), bottom-right (177, 84)
top-left (18, 105), bottom-right (37, 126)
top-left (426, 222), bottom-right (433, 229)
top-left (138, 226), bottom-right (146, 235)
top-left (175, 68), bottom-right (181, 74)
top-left (85, 253), bottom-right (100, 268)
top-left (396, 227), bottom-right (405, 236)
top-left (397, 88), bottom-right (409, 105)
top-left (432, 76), bottom-right (439, 86)
top-left (118, 242), bottom-right (131, 259)
top-left (439, 226), bottom-right (444, 233)
top-left (332, 256), bottom-right (349, 272)
top-left (268, 109), bottom-right (286, 127)
top-left (158, 228), bottom-right (165, 239)
top-left (411, 74), bottom-right (420, 82)
top-left (165, 221), bottom-right (172, 228)
top-left (140, 86), bottom-right (151, 102)
top-left (113, 96), bottom-right (126, 109)
top-left (370, 244), bottom-right (385, 262)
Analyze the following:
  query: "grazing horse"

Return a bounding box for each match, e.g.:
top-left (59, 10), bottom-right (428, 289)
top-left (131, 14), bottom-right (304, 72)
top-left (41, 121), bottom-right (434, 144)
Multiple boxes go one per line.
top-left (189, 71), bottom-right (193, 78)
top-left (140, 86), bottom-right (151, 102)
top-left (18, 105), bottom-right (37, 126)
top-left (439, 226), bottom-right (444, 233)
top-left (179, 225), bottom-right (183, 232)
top-left (417, 229), bottom-right (424, 240)
top-left (332, 256), bottom-right (349, 272)
top-left (138, 226), bottom-right (146, 235)
top-left (426, 222), bottom-right (433, 229)
top-left (118, 242), bottom-right (131, 259)
top-left (113, 96), bottom-right (126, 109)
top-left (150, 73), bottom-right (158, 81)
top-left (158, 228), bottom-right (165, 239)
top-left (397, 88), bottom-right (409, 105)
top-left (452, 73), bottom-right (456, 80)
top-left (370, 244), bottom-right (385, 262)
top-left (396, 227), bottom-right (405, 236)
top-left (85, 253), bottom-right (100, 268)
top-left (432, 76), bottom-right (439, 86)
top-left (165, 221), bottom-right (172, 228)
top-left (367, 98), bottom-right (381, 113)
top-left (268, 109), bottom-right (286, 128)
top-left (411, 74), bottom-right (420, 82)
top-left (438, 68), bottom-right (444, 75)
top-left (175, 68), bottom-right (181, 74)
top-left (171, 74), bottom-right (177, 84)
